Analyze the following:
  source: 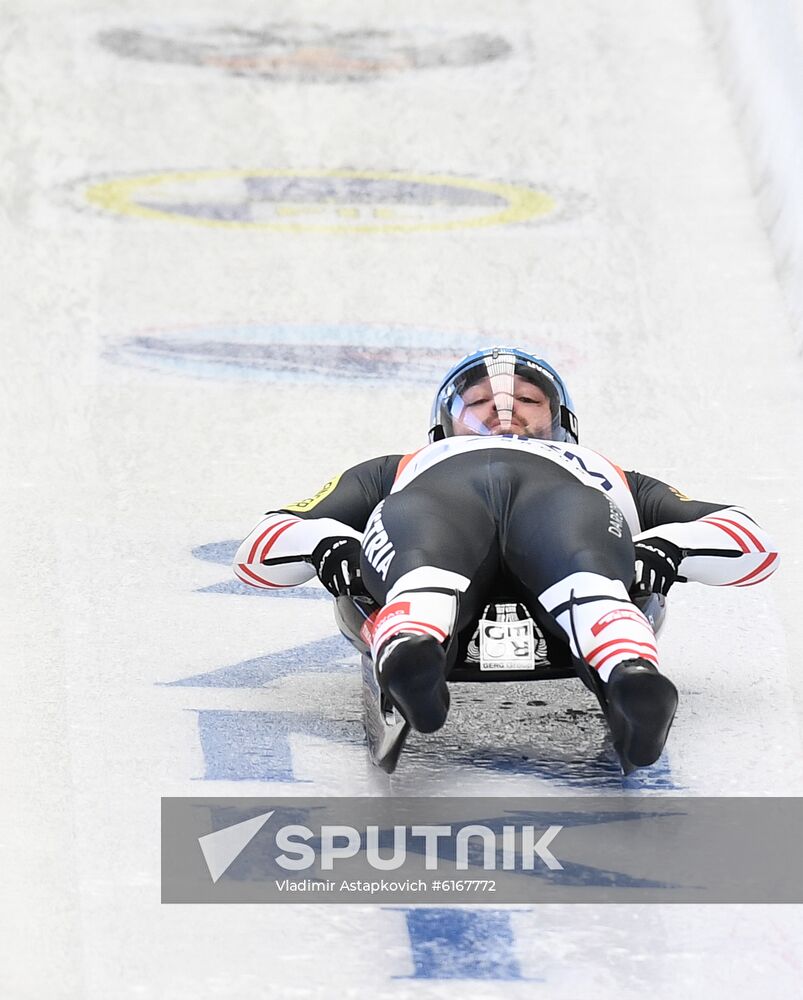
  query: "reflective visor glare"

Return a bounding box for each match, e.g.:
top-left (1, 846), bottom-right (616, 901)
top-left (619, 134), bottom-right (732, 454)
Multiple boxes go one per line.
top-left (451, 356), bottom-right (514, 434)
top-left (441, 356), bottom-right (560, 437)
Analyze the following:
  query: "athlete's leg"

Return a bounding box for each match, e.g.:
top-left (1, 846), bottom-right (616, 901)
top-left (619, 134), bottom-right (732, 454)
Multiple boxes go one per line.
top-left (502, 471), bottom-right (649, 675)
top-left (360, 474), bottom-right (498, 732)
top-left (502, 465), bottom-right (677, 768)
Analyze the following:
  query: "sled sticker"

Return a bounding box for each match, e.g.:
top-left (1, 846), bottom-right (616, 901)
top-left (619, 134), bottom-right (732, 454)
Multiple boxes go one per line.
top-left (479, 618), bottom-right (536, 671)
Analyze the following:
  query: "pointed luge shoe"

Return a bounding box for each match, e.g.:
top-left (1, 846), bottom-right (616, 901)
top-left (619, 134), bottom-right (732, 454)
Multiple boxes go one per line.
top-left (605, 657), bottom-right (678, 773)
top-left (377, 634), bottom-right (449, 733)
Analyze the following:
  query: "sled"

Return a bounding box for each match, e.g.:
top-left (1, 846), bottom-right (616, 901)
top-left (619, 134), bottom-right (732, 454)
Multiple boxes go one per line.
top-left (333, 589), bottom-right (666, 774)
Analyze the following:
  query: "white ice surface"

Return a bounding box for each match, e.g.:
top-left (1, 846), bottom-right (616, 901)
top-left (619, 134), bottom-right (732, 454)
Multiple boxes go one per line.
top-left (2, 0), bottom-right (803, 997)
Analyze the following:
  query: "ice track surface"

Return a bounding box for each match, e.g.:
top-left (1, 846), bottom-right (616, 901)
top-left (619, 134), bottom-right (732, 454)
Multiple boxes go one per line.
top-left (2, 0), bottom-right (803, 997)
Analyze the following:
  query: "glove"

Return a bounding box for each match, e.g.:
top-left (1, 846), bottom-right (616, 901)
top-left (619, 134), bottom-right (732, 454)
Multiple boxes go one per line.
top-left (633, 537), bottom-right (686, 596)
top-left (311, 536), bottom-right (366, 598)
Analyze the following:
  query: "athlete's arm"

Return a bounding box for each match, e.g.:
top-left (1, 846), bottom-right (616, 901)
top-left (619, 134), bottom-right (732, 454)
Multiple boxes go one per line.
top-left (233, 455), bottom-right (402, 590)
top-left (625, 471), bottom-right (779, 589)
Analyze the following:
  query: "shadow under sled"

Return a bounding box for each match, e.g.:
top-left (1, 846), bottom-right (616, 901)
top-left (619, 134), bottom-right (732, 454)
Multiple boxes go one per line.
top-left (333, 591), bottom-right (667, 775)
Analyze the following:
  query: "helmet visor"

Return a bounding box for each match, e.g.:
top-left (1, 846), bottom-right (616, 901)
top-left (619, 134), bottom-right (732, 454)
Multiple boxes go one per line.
top-left (432, 351), bottom-right (574, 441)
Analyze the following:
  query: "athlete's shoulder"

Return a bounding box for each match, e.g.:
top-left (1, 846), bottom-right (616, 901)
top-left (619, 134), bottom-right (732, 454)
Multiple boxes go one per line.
top-left (623, 468), bottom-right (735, 528)
top-left (279, 453), bottom-right (403, 524)
top-left (532, 441), bottom-right (630, 487)
top-left (575, 445), bottom-right (629, 482)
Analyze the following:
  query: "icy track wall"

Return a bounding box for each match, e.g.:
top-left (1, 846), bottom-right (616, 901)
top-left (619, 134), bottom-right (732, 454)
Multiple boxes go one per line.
top-left (702, 0), bottom-right (803, 348)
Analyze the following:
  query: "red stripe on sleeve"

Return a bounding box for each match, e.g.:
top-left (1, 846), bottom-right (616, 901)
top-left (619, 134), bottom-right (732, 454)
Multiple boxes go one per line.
top-left (701, 518), bottom-right (750, 552)
top-left (727, 552), bottom-right (778, 587)
top-left (258, 521), bottom-right (298, 562)
top-left (247, 517), bottom-right (297, 563)
top-left (236, 563), bottom-right (288, 589)
top-left (704, 516), bottom-right (765, 553)
top-left (736, 567), bottom-right (779, 587)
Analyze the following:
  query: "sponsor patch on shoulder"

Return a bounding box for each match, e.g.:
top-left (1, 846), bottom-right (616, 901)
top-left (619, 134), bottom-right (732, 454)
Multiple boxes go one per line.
top-left (284, 474), bottom-right (341, 511)
top-left (669, 486), bottom-right (693, 502)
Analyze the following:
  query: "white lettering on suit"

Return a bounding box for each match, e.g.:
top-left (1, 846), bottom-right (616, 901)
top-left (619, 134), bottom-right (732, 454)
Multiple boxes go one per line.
top-left (363, 501), bottom-right (396, 580)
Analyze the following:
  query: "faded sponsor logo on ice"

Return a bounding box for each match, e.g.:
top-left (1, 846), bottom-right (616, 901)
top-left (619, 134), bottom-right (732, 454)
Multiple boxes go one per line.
top-left (73, 168), bottom-right (564, 233)
top-left (103, 322), bottom-right (468, 382)
top-left (96, 22), bottom-right (512, 82)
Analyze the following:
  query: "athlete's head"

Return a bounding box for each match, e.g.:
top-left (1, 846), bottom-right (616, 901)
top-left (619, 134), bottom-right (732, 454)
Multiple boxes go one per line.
top-left (429, 347), bottom-right (578, 443)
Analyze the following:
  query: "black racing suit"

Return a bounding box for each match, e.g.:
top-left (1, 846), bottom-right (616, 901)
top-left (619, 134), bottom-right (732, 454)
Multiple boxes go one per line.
top-left (258, 446), bottom-right (739, 672)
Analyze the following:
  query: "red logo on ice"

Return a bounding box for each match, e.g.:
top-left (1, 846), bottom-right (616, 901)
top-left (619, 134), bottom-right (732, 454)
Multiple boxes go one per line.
top-left (591, 608), bottom-right (649, 636)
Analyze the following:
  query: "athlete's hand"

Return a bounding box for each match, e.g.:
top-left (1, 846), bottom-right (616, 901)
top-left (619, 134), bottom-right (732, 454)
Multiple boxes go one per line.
top-left (312, 537), bottom-right (366, 598)
top-left (633, 537), bottom-right (686, 595)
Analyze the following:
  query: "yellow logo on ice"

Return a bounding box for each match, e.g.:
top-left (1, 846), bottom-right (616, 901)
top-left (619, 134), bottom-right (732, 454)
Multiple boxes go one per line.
top-left (284, 474), bottom-right (342, 512)
top-left (82, 168), bottom-right (557, 233)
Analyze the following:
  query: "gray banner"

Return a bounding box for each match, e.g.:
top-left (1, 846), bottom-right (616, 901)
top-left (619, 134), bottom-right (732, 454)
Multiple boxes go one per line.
top-left (161, 797), bottom-right (803, 903)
